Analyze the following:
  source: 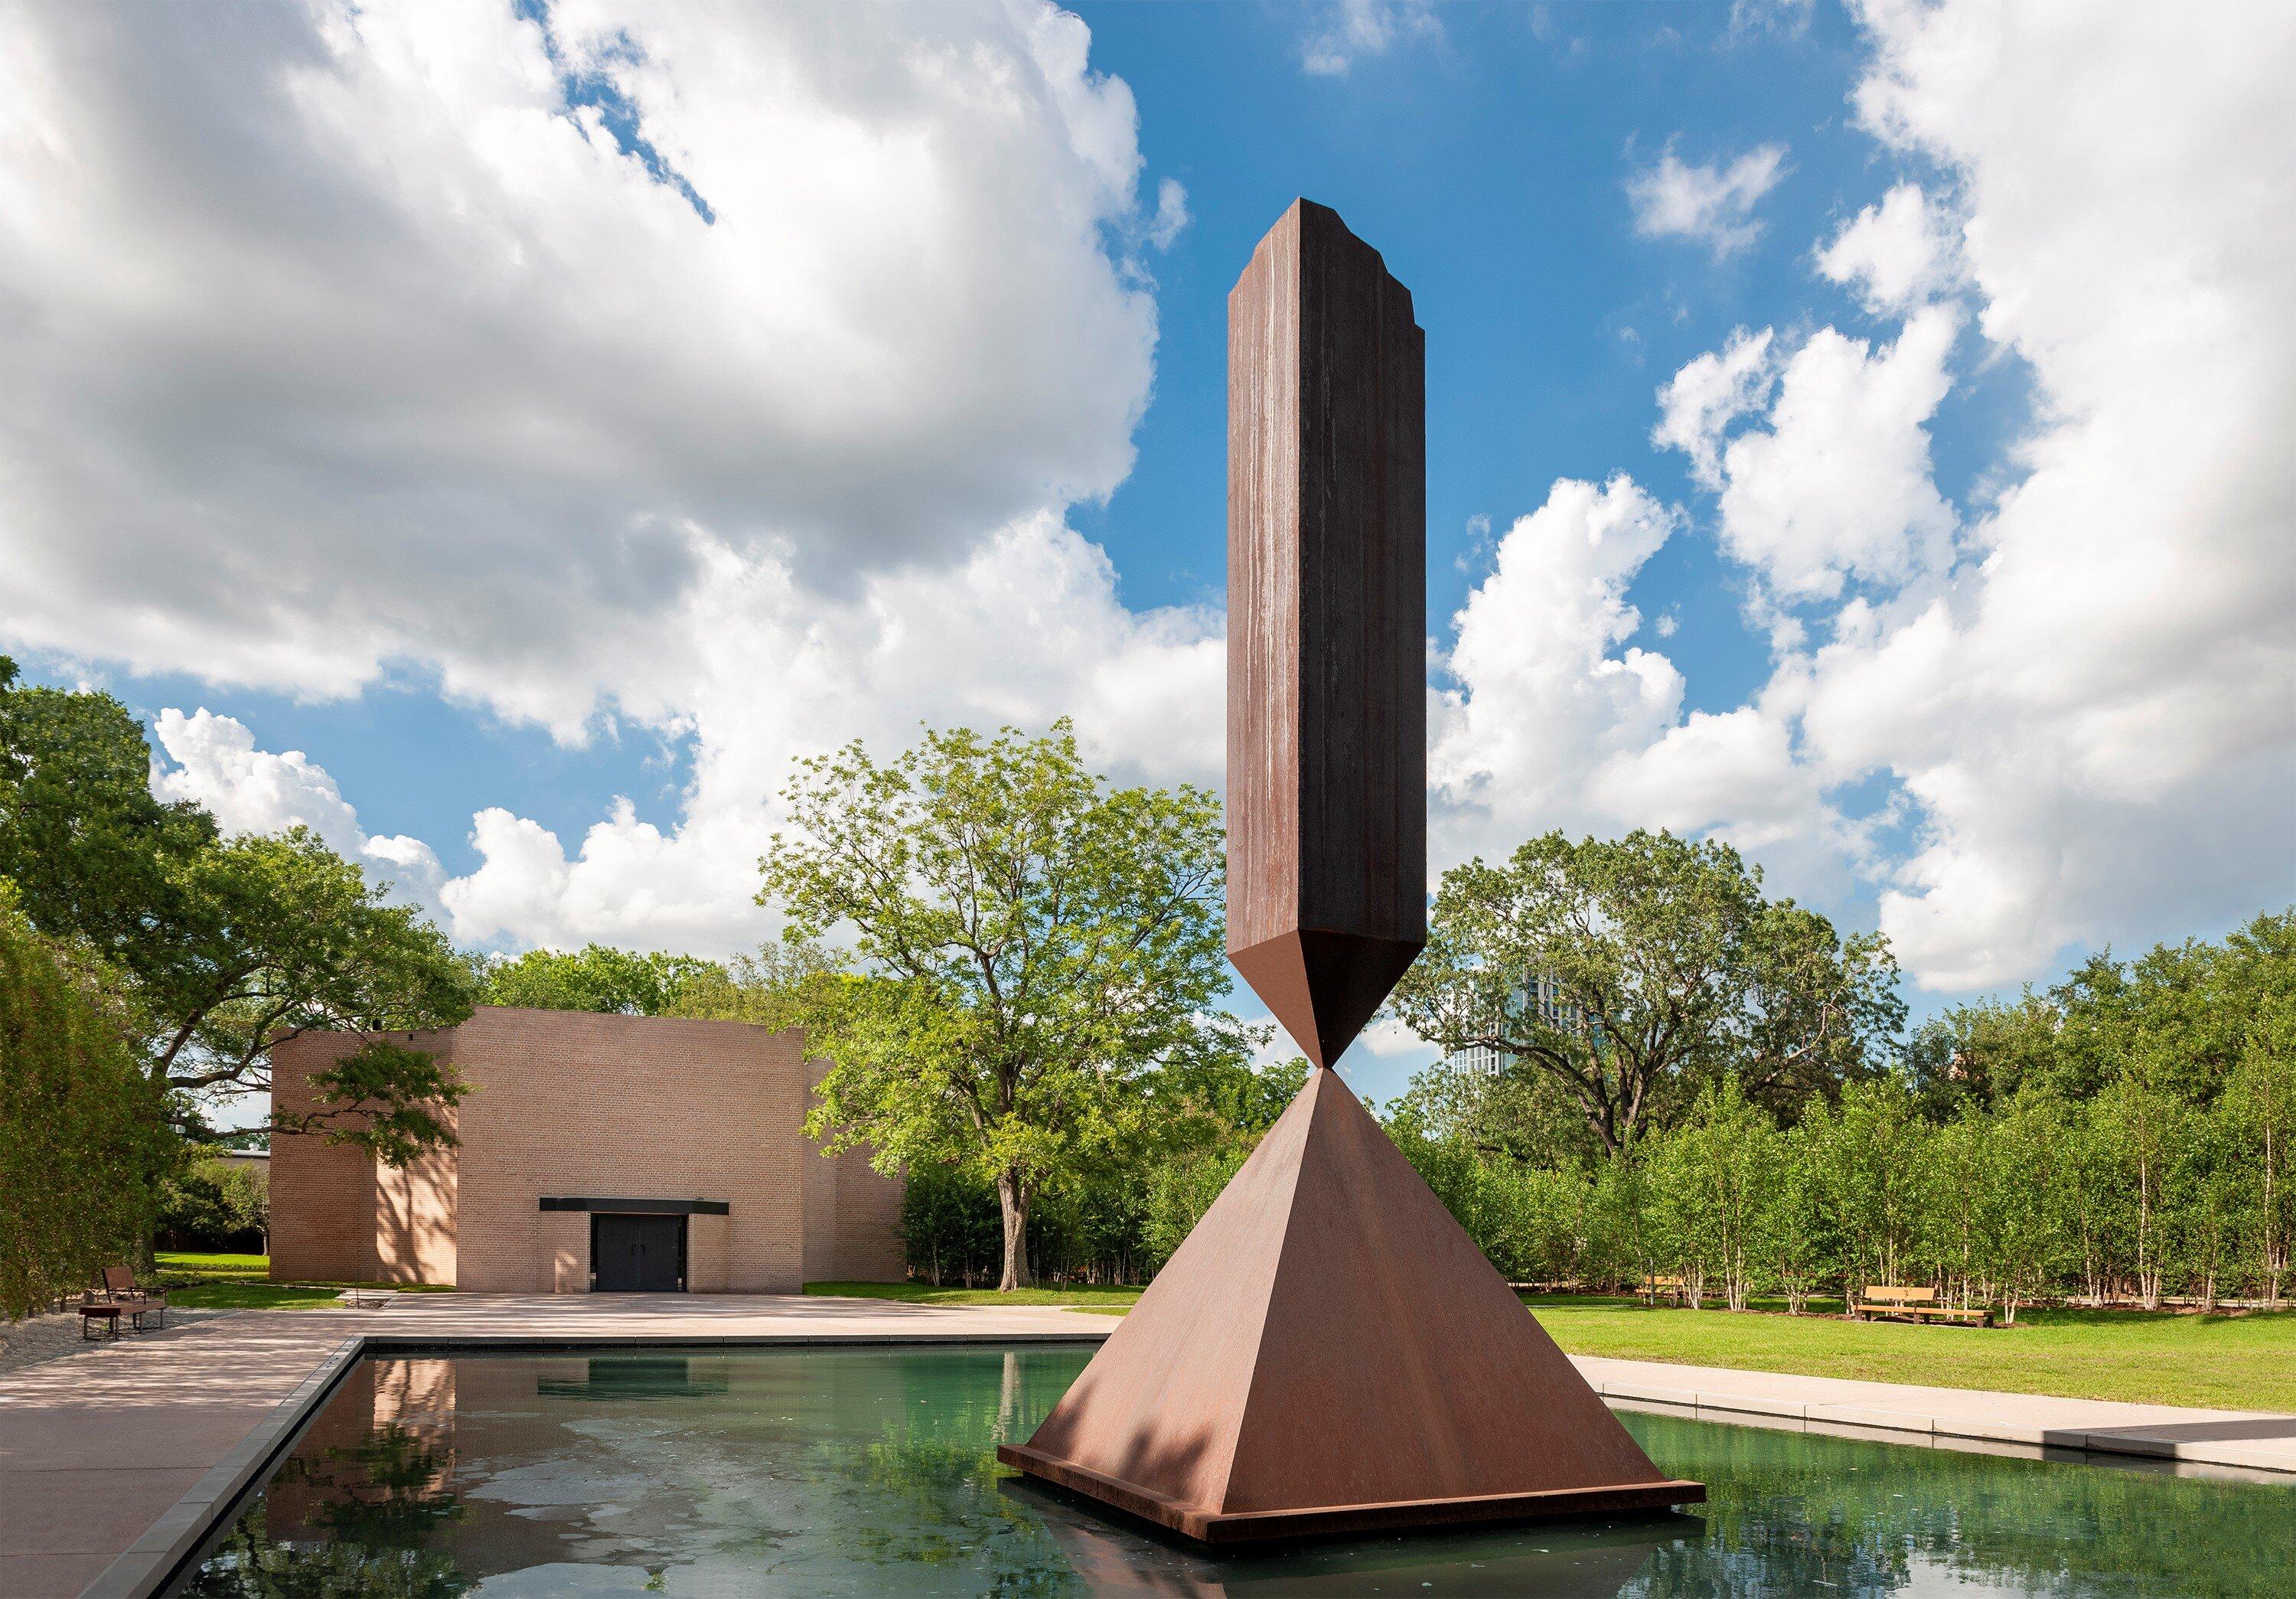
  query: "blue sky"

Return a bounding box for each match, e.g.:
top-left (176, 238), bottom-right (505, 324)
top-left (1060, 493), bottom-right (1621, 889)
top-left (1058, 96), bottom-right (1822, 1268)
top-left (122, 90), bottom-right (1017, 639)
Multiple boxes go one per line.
top-left (3, 2), bottom-right (2291, 1110)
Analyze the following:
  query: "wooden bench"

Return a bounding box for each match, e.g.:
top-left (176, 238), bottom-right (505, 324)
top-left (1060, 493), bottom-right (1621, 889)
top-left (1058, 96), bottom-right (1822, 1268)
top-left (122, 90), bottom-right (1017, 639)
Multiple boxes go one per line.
top-left (1851, 1284), bottom-right (1996, 1327)
top-left (1639, 1274), bottom-right (1688, 1307)
top-left (87, 1265), bottom-right (166, 1331)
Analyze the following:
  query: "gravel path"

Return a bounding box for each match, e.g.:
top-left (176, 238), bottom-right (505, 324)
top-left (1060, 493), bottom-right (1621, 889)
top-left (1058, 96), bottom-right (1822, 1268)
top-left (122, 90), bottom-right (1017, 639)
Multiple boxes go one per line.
top-left (0, 1306), bottom-right (238, 1379)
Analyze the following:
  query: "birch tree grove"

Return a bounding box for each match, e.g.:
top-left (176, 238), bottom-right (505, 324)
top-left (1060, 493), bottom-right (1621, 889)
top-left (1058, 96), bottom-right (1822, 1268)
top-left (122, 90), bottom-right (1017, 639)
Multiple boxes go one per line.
top-left (1381, 906), bottom-right (2296, 1313)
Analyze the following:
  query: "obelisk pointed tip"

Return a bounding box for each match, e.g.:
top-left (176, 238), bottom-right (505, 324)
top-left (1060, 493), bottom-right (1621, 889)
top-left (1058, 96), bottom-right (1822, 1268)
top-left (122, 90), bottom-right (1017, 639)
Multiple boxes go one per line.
top-left (1230, 928), bottom-right (1424, 1068)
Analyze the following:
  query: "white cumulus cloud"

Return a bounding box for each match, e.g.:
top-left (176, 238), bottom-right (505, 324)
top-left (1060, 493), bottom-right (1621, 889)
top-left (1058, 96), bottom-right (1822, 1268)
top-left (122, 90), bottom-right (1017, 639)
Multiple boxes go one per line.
top-left (1627, 143), bottom-right (1789, 260)
top-left (1430, 476), bottom-right (1687, 863)
top-left (151, 708), bottom-right (445, 912)
top-left (0, 0), bottom-right (1172, 735)
top-left (1817, 181), bottom-right (1958, 314)
top-left (1652, 328), bottom-right (1775, 489)
top-left (1704, 306), bottom-right (1961, 602)
top-left (1442, 4), bottom-right (2296, 995)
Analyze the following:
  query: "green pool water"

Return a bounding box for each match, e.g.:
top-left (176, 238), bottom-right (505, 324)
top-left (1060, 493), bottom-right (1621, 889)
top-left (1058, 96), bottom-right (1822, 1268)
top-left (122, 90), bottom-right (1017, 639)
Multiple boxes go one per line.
top-left (172, 1345), bottom-right (2293, 1597)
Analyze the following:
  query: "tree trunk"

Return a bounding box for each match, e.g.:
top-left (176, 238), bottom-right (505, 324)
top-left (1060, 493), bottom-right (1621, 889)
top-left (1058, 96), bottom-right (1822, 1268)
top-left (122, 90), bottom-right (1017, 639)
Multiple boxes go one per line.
top-left (2265, 1124), bottom-right (2285, 1310)
top-left (995, 1169), bottom-right (1032, 1291)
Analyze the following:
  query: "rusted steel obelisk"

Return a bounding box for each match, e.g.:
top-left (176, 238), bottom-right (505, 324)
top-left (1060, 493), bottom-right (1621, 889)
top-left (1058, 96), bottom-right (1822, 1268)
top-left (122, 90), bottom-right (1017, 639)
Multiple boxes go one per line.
top-left (1000, 200), bottom-right (1701, 1545)
top-left (1224, 197), bottom-right (1427, 1067)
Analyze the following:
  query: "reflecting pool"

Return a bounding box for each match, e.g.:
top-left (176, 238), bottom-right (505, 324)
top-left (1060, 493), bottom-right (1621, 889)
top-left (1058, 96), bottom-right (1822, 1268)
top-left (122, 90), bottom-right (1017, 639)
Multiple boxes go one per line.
top-left (172, 1345), bottom-right (2294, 1597)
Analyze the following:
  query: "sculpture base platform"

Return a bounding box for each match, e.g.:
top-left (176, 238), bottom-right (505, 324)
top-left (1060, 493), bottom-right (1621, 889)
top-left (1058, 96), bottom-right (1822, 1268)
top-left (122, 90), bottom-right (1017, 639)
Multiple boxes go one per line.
top-left (1001, 1067), bottom-right (1703, 1548)
top-left (999, 1441), bottom-right (1703, 1546)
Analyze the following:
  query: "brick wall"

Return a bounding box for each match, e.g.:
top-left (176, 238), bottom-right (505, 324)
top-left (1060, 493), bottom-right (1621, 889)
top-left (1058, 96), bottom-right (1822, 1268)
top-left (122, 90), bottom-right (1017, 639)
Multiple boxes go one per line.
top-left (829, 1141), bottom-right (907, 1281)
top-left (803, 1057), bottom-right (908, 1283)
top-left (374, 1129), bottom-right (458, 1285)
top-left (268, 1031), bottom-right (381, 1284)
top-left (269, 1007), bottom-right (905, 1292)
top-left (445, 1010), bottom-right (807, 1292)
top-left (689, 1214), bottom-right (730, 1292)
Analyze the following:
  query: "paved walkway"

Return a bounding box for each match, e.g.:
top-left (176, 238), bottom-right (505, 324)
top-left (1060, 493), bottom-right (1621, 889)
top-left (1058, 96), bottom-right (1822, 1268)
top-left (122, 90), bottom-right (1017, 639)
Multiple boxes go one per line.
top-left (0, 1307), bottom-right (239, 1380)
top-left (2, 1295), bottom-right (2291, 1598)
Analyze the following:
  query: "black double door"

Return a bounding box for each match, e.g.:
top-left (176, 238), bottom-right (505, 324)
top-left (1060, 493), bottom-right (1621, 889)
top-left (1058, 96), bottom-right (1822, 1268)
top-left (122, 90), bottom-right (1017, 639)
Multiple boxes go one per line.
top-left (591, 1212), bottom-right (686, 1292)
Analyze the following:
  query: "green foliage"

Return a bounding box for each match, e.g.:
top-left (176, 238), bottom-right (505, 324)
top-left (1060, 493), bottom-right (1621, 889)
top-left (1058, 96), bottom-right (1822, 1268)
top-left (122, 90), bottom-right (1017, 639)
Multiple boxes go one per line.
top-left (158, 1153), bottom-right (269, 1250)
top-left (1385, 900), bottom-right (2296, 1318)
top-left (0, 664), bottom-right (477, 1161)
top-left (664, 937), bottom-right (848, 1032)
top-left (0, 893), bottom-right (181, 1317)
top-left (0, 663), bottom-right (220, 995)
top-left (1140, 1144), bottom-right (1248, 1271)
top-left (892, 1056), bottom-right (1304, 1287)
top-left (762, 720), bottom-right (1244, 1289)
top-left (483, 943), bottom-right (724, 1016)
top-left (158, 831), bottom-right (481, 1108)
top-left (1391, 830), bottom-right (1903, 1154)
top-left (1649, 1076), bottom-right (1782, 1310)
top-left (895, 1163), bottom-right (1003, 1287)
top-left (282, 1041), bottom-right (470, 1168)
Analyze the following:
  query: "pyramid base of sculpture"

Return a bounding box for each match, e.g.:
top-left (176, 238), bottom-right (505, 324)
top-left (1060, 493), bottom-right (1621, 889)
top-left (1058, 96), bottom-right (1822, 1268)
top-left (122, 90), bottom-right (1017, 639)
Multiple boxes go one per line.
top-left (999, 1067), bottom-right (1702, 1548)
top-left (999, 1441), bottom-right (1699, 1545)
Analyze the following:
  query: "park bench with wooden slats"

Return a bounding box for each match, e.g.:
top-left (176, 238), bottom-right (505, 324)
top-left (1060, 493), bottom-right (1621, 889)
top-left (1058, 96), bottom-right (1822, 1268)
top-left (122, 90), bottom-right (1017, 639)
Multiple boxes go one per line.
top-left (1639, 1274), bottom-right (1688, 1307)
top-left (1851, 1284), bottom-right (1996, 1327)
top-left (86, 1265), bottom-right (167, 1332)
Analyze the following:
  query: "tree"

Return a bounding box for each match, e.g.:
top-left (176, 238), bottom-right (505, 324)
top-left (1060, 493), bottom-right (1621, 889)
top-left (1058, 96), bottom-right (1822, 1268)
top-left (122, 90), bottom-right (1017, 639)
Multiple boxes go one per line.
top-left (2169, 1107), bottom-right (2246, 1310)
top-left (483, 943), bottom-right (723, 1015)
top-left (0, 659), bottom-right (217, 994)
top-left (1143, 1144), bottom-right (1250, 1272)
top-left (1802, 1079), bottom-right (1929, 1297)
top-left (1391, 830), bottom-right (1903, 1155)
top-left (1971, 1094), bottom-right (2067, 1324)
top-left (667, 937), bottom-right (853, 1032)
top-left (2223, 914), bottom-right (2296, 1306)
top-left (1902, 991), bottom-right (2063, 1118)
top-left (2093, 1074), bottom-right (2186, 1309)
top-left (1650, 1076), bottom-right (1782, 1311)
top-left (158, 1152), bottom-right (269, 1251)
top-left (1767, 1119), bottom-right (1838, 1314)
top-left (0, 893), bottom-right (180, 1317)
top-left (1388, 1056), bottom-right (1606, 1171)
top-left (0, 664), bottom-right (478, 1157)
top-left (759, 720), bottom-right (1242, 1291)
top-left (153, 831), bottom-right (479, 1134)
top-left (2223, 1009), bottom-right (2296, 1306)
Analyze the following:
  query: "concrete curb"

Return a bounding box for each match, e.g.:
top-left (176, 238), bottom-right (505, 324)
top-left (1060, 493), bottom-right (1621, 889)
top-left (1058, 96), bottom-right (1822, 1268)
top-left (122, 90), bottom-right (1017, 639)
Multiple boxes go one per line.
top-left (1590, 1376), bottom-right (2296, 1477)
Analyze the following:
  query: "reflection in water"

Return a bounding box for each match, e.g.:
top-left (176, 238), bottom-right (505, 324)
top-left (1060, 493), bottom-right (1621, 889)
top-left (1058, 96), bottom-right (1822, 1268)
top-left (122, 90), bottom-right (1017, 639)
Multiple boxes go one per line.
top-left (534, 1356), bottom-right (731, 1402)
top-left (173, 1346), bottom-right (2295, 1597)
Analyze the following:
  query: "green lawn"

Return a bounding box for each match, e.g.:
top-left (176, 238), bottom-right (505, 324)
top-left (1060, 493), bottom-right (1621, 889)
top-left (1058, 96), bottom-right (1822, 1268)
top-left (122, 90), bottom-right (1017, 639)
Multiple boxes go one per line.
top-left (1525, 1295), bottom-right (2296, 1413)
top-left (804, 1279), bottom-right (2296, 1411)
top-left (155, 1251), bottom-right (455, 1311)
top-left (805, 1281), bottom-right (1146, 1310)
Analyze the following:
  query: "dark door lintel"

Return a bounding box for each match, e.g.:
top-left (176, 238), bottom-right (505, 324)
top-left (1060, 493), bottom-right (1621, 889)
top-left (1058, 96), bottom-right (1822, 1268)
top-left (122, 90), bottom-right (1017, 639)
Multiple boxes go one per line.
top-left (540, 1196), bottom-right (729, 1215)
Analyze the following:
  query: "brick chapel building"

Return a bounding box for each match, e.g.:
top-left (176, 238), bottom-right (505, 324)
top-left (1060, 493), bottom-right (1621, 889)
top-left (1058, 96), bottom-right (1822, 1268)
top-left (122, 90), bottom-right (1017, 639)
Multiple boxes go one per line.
top-left (269, 1008), bottom-right (904, 1294)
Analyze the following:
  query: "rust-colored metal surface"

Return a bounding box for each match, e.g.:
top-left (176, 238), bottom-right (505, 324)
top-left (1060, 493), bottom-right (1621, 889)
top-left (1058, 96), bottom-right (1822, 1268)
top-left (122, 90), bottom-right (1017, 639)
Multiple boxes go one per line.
top-left (1003, 197), bottom-right (1700, 1546)
top-left (1225, 198), bottom-right (1427, 1067)
top-left (1000, 1069), bottom-right (1701, 1541)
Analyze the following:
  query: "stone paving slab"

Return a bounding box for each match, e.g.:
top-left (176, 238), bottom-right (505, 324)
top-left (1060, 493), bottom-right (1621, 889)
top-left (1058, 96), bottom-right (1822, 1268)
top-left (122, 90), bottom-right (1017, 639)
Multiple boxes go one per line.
top-left (5, 1297), bottom-right (2292, 1599)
